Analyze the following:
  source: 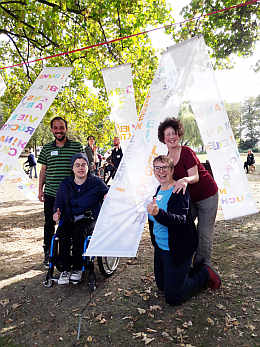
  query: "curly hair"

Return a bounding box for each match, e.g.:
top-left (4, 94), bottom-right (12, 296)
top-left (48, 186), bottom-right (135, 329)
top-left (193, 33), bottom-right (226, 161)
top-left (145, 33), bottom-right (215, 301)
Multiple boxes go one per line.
top-left (158, 117), bottom-right (184, 143)
top-left (153, 155), bottom-right (174, 170)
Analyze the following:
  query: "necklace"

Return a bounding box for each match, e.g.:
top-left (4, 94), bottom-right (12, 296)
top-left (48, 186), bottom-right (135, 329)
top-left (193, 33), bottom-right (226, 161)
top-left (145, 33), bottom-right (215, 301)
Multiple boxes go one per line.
top-left (161, 182), bottom-right (174, 191)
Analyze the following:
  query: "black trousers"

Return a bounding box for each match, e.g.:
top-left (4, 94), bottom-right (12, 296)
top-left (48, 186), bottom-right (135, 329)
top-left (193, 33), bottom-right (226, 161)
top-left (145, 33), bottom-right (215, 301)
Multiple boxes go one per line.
top-left (43, 194), bottom-right (56, 250)
top-left (154, 246), bottom-right (208, 306)
top-left (58, 219), bottom-right (95, 271)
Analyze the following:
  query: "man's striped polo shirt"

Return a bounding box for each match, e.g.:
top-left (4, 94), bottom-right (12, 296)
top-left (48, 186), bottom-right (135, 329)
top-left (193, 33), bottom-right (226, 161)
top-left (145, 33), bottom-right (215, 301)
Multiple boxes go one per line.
top-left (38, 139), bottom-right (83, 197)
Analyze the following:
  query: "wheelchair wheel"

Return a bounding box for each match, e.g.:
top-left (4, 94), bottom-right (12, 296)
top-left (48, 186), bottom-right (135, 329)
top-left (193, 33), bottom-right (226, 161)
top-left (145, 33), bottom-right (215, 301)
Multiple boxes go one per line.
top-left (97, 257), bottom-right (119, 277)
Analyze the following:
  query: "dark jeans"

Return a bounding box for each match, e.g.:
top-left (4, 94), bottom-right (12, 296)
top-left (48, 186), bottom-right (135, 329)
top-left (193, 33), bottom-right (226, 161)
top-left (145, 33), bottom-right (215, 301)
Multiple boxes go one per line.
top-left (104, 165), bottom-right (115, 184)
top-left (43, 194), bottom-right (56, 251)
top-left (154, 246), bottom-right (208, 306)
top-left (244, 161), bottom-right (251, 173)
top-left (58, 219), bottom-right (95, 271)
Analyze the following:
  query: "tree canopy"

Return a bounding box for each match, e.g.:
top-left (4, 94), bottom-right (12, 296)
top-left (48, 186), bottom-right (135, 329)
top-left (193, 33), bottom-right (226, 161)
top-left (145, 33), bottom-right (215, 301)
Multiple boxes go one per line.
top-left (239, 95), bottom-right (260, 150)
top-left (0, 0), bottom-right (172, 147)
top-left (0, 0), bottom-right (259, 148)
top-left (171, 0), bottom-right (260, 69)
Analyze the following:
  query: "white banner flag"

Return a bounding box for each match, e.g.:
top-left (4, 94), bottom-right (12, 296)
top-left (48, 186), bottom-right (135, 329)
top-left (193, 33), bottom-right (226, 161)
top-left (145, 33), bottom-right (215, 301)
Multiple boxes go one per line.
top-left (186, 37), bottom-right (258, 219)
top-left (87, 37), bottom-right (258, 257)
top-left (4, 159), bottom-right (38, 200)
top-left (0, 67), bottom-right (73, 187)
top-left (86, 39), bottom-right (199, 257)
top-left (102, 64), bottom-right (137, 152)
top-left (0, 75), bottom-right (6, 97)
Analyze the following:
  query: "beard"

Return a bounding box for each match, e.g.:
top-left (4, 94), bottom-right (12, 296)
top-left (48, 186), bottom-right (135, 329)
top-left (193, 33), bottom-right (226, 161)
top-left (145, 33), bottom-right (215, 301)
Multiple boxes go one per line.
top-left (54, 133), bottom-right (66, 142)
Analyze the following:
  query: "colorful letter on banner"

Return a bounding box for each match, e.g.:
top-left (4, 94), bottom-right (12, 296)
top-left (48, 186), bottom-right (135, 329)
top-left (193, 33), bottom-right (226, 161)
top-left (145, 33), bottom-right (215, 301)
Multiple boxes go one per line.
top-left (4, 159), bottom-right (38, 200)
top-left (86, 39), bottom-right (199, 257)
top-left (102, 64), bottom-right (137, 152)
top-left (185, 36), bottom-right (258, 220)
top-left (0, 67), bottom-right (73, 188)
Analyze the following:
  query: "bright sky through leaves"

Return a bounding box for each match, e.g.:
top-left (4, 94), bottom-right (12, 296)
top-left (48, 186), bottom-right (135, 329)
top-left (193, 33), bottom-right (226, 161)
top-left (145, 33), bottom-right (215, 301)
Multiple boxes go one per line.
top-left (149, 0), bottom-right (260, 102)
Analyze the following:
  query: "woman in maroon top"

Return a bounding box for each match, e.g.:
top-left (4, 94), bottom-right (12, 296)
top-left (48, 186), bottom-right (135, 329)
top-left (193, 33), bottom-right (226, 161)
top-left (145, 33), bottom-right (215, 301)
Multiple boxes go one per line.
top-left (158, 117), bottom-right (219, 268)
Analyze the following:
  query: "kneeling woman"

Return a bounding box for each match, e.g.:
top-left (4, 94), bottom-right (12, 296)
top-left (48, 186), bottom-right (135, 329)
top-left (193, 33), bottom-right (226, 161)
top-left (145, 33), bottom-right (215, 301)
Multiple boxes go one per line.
top-left (53, 153), bottom-right (108, 285)
top-left (147, 155), bottom-right (221, 306)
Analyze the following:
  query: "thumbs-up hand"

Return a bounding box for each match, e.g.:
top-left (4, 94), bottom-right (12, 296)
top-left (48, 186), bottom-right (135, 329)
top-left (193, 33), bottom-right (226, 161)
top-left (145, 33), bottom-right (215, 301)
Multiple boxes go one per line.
top-left (53, 208), bottom-right (61, 222)
top-left (147, 197), bottom-right (159, 216)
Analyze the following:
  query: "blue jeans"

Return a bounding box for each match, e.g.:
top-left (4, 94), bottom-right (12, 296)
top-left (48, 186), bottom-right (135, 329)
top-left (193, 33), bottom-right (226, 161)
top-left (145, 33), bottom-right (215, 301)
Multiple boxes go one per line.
top-left (29, 165), bottom-right (37, 178)
top-left (154, 246), bottom-right (208, 306)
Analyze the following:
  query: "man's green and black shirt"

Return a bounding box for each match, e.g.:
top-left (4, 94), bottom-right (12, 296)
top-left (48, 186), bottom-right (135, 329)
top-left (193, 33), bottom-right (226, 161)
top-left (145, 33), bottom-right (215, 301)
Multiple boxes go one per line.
top-left (38, 139), bottom-right (83, 197)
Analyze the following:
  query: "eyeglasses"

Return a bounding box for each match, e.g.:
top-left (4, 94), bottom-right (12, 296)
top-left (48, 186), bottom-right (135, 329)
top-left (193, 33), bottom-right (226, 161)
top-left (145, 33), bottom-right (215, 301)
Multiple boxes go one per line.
top-left (74, 163), bottom-right (88, 168)
top-left (153, 165), bottom-right (170, 172)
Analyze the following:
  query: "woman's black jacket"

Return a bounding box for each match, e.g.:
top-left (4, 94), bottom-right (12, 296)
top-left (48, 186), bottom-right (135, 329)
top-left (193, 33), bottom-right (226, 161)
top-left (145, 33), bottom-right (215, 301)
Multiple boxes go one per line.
top-left (148, 186), bottom-right (198, 265)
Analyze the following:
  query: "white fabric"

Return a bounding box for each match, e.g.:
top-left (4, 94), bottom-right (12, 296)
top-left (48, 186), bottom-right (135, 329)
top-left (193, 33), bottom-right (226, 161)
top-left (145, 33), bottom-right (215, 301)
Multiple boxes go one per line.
top-left (0, 75), bottom-right (6, 97)
top-left (0, 67), bottom-right (73, 199)
top-left (102, 64), bottom-right (137, 152)
top-left (86, 37), bottom-right (257, 257)
top-left (86, 38), bottom-right (199, 257)
top-left (5, 160), bottom-right (38, 200)
top-left (185, 37), bottom-right (258, 219)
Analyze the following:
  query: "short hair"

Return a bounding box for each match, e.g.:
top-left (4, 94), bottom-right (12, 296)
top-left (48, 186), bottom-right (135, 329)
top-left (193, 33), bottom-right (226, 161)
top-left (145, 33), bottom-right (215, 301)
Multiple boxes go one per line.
top-left (50, 117), bottom-right (67, 129)
top-left (87, 135), bottom-right (95, 141)
top-left (153, 155), bottom-right (174, 170)
top-left (158, 117), bottom-right (184, 143)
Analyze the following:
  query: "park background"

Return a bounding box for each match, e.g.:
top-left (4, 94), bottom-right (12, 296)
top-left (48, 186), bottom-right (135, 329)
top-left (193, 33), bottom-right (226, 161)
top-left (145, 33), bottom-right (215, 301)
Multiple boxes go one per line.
top-left (0, 0), bottom-right (260, 346)
top-left (0, 0), bottom-right (259, 155)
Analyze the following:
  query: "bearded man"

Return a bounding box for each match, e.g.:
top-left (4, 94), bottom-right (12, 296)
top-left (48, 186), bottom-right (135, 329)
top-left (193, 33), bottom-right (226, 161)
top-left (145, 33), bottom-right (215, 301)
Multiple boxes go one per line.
top-left (38, 117), bottom-right (83, 266)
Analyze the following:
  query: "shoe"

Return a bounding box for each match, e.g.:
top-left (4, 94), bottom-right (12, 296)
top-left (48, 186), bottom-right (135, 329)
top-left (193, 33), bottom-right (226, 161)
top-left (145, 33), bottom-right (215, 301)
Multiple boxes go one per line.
top-left (70, 270), bottom-right (82, 282)
top-left (58, 271), bottom-right (70, 285)
top-left (43, 259), bottom-right (49, 268)
top-left (205, 265), bottom-right (221, 290)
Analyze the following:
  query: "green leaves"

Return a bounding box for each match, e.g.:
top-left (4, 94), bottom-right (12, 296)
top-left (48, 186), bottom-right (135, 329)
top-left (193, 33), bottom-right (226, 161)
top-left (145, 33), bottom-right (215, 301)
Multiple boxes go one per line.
top-left (175, 0), bottom-right (260, 67)
top-left (1, 0), bottom-right (259, 149)
top-left (0, 0), bottom-right (172, 147)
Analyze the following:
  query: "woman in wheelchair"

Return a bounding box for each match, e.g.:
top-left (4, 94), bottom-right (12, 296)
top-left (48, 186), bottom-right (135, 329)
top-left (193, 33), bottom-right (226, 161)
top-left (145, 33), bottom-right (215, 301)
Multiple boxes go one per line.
top-left (53, 153), bottom-right (108, 285)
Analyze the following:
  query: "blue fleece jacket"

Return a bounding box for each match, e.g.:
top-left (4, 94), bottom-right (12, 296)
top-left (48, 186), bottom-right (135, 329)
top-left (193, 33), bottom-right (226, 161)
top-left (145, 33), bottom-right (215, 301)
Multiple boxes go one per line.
top-left (54, 174), bottom-right (108, 222)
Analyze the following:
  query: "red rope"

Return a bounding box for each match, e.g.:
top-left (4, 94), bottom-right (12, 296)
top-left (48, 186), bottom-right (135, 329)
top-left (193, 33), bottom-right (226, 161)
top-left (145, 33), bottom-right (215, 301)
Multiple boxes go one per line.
top-left (0, 0), bottom-right (259, 70)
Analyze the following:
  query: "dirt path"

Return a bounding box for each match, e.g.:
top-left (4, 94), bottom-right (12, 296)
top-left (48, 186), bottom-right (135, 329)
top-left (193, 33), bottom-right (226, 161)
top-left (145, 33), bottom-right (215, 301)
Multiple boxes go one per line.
top-left (0, 175), bottom-right (260, 347)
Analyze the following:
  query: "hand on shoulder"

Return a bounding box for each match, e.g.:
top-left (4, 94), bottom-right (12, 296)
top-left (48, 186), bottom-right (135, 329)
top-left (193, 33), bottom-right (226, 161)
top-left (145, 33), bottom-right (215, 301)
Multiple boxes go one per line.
top-left (172, 178), bottom-right (188, 195)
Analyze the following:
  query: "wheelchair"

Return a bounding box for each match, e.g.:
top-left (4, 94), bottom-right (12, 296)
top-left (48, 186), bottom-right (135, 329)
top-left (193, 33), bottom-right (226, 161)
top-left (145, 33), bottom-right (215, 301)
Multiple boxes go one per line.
top-left (43, 211), bottom-right (119, 291)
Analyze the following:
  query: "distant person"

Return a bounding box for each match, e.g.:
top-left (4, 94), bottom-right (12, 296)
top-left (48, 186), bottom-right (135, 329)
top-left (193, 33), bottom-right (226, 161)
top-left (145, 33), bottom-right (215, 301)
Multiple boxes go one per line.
top-left (103, 156), bottom-right (115, 185)
top-left (25, 150), bottom-right (37, 179)
top-left (147, 155), bottom-right (221, 306)
top-left (244, 149), bottom-right (255, 174)
top-left (85, 135), bottom-right (98, 174)
top-left (38, 117), bottom-right (83, 266)
top-left (111, 136), bottom-right (123, 178)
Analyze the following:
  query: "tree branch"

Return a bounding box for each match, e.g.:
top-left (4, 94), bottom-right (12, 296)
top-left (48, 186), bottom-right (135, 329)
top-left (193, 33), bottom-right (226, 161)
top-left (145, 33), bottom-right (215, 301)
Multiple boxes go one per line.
top-left (0, 28), bottom-right (52, 51)
top-left (117, 7), bottom-right (124, 51)
top-left (0, 1), bottom-right (26, 4)
top-left (0, 3), bottom-right (59, 47)
top-left (7, 33), bottom-right (32, 83)
top-left (97, 19), bottom-right (123, 63)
